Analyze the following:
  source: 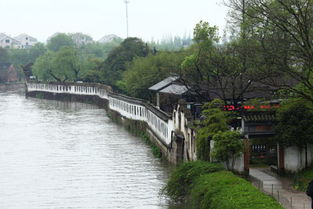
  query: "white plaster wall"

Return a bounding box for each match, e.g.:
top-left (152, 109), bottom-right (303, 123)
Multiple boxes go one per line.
top-left (284, 144), bottom-right (313, 172)
top-left (172, 105), bottom-right (197, 161)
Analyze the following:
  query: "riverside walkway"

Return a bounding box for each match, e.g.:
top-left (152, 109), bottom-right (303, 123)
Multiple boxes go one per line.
top-left (250, 168), bottom-right (311, 209)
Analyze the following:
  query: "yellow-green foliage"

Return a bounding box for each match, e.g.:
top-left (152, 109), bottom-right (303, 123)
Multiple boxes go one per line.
top-left (211, 131), bottom-right (243, 170)
top-left (163, 161), bottom-right (224, 202)
top-left (190, 171), bottom-right (283, 209)
top-left (196, 99), bottom-right (228, 161)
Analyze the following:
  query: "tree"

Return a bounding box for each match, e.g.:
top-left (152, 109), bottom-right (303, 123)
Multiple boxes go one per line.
top-left (275, 99), bottom-right (313, 168)
top-left (28, 43), bottom-right (47, 63)
top-left (47, 33), bottom-right (75, 52)
top-left (32, 51), bottom-right (57, 81)
top-left (81, 58), bottom-right (103, 83)
top-left (119, 51), bottom-right (187, 99)
top-left (53, 47), bottom-right (85, 81)
top-left (0, 47), bottom-right (9, 63)
top-left (180, 21), bottom-right (220, 102)
top-left (8, 48), bottom-right (30, 66)
top-left (239, 0), bottom-right (313, 103)
top-left (32, 47), bottom-right (87, 82)
top-left (196, 99), bottom-right (229, 161)
top-left (101, 37), bottom-right (150, 88)
top-left (181, 21), bottom-right (267, 104)
top-left (212, 131), bottom-right (243, 171)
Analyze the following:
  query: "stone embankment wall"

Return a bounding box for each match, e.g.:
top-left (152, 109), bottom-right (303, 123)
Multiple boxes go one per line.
top-left (26, 81), bottom-right (191, 164)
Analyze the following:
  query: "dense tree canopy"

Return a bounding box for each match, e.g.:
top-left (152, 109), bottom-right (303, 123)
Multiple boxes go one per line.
top-left (275, 99), bottom-right (313, 168)
top-left (212, 131), bottom-right (243, 171)
top-left (118, 51), bottom-right (187, 99)
top-left (228, 0), bottom-right (313, 103)
top-left (47, 33), bottom-right (75, 52)
top-left (196, 99), bottom-right (229, 161)
top-left (8, 43), bottom-right (47, 66)
top-left (0, 47), bottom-right (9, 63)
top-left (32, 47), bottom-right (88, 82)
top-left (180, 21), bottom-right (266, 104)
top-left (101, 37), bottom-right (150, 88)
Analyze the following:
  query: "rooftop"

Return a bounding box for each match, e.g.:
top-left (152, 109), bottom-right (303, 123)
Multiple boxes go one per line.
top-left (148, 76), bottom-right (179, 91)
top-left (159, 84), bottom-right (188, 95)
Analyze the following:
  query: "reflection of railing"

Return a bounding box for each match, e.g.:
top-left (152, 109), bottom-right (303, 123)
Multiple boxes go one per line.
top-left (26, 81), bottom-right (173, 146)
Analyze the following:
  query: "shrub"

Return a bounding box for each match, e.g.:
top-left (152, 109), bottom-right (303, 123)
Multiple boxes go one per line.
top-left (163, 161), bottom-right (224, 201)
top-left (211, 131), bottom-right (243, 170)
top-left (190, 171), bottom-right (283, 209)
top-left (293, 167), bottom-right (313, 191)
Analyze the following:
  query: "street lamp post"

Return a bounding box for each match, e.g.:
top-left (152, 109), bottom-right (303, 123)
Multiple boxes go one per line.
top-left (124, 0), bottom-right (129, 37)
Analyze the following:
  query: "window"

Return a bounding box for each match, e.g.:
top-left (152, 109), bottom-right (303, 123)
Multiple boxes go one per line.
top-left (5, 39), bottom-right (10, 43)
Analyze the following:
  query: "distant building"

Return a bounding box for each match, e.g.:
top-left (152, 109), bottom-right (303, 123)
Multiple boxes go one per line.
top-left (98, 34), bottom-right (122, 43)
top-left (0, 33), bottom-right (20, 49)
top-left (14, 33), bottom-right (38, 49)
top-left (0, 33), bottom-right (38, 49)
top-left (70, 33), bottom-right (93, 46)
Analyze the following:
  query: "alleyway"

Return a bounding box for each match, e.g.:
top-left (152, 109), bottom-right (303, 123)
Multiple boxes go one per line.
top-left (250, 168), bottom-right (311, 209)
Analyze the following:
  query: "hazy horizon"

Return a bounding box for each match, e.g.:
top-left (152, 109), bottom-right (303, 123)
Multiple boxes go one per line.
top-left (1, 0), bottom-right (228, 43)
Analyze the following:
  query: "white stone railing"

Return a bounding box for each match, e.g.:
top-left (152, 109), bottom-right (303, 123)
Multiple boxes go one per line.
top-left (109, 94), bottom-right (173, 145)
top-left (26, 81), bottom-right (173, 146)
top-left (27, 82), bottom-right (110, 99)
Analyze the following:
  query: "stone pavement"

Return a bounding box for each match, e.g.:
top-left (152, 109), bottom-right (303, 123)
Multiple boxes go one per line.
top-left (249, 168), bottom-right (311, 209)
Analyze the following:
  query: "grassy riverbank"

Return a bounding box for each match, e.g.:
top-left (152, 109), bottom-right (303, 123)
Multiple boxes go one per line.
top-left (164, 161), bottom-right (283, 209)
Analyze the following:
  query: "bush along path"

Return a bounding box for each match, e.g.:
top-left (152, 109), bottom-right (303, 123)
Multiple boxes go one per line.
top-left (163, 161), bottom-right (283, 209)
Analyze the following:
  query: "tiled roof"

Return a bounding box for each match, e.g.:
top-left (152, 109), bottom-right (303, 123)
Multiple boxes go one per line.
top-left (159, 84), bottom-right (188, 95)
top-left (243, 112), bottom-right (276, 122)
top-left (14, 33), bottom-right (37, 42)
top-left (148, 76), bottom-right (179, 91)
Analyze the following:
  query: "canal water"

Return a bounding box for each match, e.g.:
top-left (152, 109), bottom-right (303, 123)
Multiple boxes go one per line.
top-left (0, 90), bottom-right (175, 209)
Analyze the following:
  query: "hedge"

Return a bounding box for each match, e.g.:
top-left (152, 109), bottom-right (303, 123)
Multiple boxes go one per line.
top-left (163, 161), bottom-right (224, 201)
top-left (190, 171), bottom-right (283, 209)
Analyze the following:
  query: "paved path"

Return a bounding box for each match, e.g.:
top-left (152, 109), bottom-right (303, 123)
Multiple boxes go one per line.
top-left (250, 168), bottom-right (311, 209)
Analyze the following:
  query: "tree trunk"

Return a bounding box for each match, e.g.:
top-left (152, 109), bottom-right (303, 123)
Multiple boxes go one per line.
top-left (305, 144), bottom-right (308, 169)
top-left (231, 156), bottom-right (236, 171)
top-left (226, 159), bottom-right (230, 170)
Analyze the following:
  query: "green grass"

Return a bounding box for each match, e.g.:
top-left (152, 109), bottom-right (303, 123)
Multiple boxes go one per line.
top-left (190, 171), bottom-right (283, 209)
top-left (293, 167), bottom-right (313, 191)
top-left (164, 161), bottom-right (283, 209)
top-left (163, 161), bottom-right (225, 201)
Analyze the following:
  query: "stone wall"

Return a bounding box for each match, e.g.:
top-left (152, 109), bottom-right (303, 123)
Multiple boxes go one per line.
top-left (283, 144), bottom-right (313, 172)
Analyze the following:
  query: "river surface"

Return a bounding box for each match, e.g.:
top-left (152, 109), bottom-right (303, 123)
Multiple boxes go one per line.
top-left (0, 89), bottom-right (174, 209)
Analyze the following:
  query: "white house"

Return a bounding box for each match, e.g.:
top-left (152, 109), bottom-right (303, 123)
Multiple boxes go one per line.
top-left (70, 33), bottom-right (93, 46)
top-left (14, 34), bottom-right (38, 49)
top-left (0, 33), bottom-right (20, 49)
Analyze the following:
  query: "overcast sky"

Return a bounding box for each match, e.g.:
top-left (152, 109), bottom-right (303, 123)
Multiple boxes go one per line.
top-left (1, 0), bottom-right (229, 42)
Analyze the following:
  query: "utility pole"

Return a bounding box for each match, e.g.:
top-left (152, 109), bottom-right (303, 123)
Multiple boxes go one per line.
top-left (124, 0), bottom-right (129, 37)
